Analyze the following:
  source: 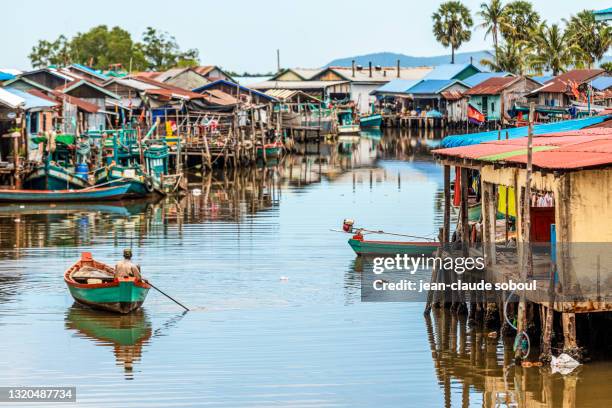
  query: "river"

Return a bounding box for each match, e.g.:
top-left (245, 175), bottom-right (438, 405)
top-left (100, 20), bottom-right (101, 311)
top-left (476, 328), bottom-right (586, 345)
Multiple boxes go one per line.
top-left (0, 128), bottom-right (611, 407)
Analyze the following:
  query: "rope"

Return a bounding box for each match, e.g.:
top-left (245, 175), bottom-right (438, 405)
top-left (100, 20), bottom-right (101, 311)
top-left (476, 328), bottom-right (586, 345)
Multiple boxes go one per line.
top-left (357, 227), bottom-right (438, 242)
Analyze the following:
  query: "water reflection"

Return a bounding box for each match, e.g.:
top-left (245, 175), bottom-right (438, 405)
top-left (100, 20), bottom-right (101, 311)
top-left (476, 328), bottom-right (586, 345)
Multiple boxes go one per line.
top-left (427, 308), bottom-right (612, 407)
top-left (65, 306), bottom-right (153, 379)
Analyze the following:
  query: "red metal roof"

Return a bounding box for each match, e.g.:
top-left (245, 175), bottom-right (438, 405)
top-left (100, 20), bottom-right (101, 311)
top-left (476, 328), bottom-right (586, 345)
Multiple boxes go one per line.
top-left (440, 90), bottom-right (464, 100)
top-left (433, 127), bottom-right (612, 170)
top-left (49, 90), bottom-right (99, 113)
top-left (464, 76), bottom-right (517, 95)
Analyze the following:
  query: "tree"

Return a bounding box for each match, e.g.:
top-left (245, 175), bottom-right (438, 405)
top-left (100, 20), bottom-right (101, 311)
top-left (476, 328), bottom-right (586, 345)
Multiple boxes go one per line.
top-left (601, 62), bottom-right (612, 73)
top-left (478, 0), bottom-right (507, 63)
top-left (70, 25), bottom-right (146, 71)
top-left (432, 1), bottom-right (474, 64)
top-left (29, 35), bottom-right (71, 68)
top-left (528, 23), bottom-right (577, 76)
top-left (481, 40), bottom-right (529, 74)
top-left (500, 1), bottom-right (540, 43)
top-left (565, 10), bottom-right (612, 69)
top-left (141, 27), bottom-right (199, 70)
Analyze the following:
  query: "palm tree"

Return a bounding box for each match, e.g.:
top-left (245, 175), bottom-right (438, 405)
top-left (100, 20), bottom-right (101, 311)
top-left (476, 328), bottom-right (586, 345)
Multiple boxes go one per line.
top-left (481, 40), bottom-right (528, 74)
top-left (565, 10), bottom-right (612, 69)
top-left (527, 23), bottom-right (577, 76)
top-left (478, 0), bottom-right (507, 62)
top-left (500, 1), bottom-right (540, 43)
top-left (432, 1), bottom-right (474, 64)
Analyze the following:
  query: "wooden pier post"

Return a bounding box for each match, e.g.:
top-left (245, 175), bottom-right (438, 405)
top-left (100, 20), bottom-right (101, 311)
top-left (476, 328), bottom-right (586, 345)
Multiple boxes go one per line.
top-left (443, 165), bottom-right (451, 244)
top-left (460, 167), bottom-right (469, 257)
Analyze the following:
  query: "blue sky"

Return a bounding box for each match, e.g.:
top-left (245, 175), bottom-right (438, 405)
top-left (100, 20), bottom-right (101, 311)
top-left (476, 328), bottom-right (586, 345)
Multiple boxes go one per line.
top-left (2, 0), bottom-right (609, 72)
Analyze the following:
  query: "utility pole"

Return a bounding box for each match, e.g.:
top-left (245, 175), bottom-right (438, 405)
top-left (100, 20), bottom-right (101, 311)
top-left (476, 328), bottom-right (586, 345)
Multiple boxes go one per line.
top-left (276, 49), bottom-right (280, 73)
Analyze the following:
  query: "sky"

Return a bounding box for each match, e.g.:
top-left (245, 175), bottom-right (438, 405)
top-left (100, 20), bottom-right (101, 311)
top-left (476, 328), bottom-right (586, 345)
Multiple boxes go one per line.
top-left (2, 0), bottom-right (609, 73)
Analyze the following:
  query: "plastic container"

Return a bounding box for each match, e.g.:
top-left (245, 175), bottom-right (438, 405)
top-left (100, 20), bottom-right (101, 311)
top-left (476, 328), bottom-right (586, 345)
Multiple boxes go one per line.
top-left (76, 163), bottom-right (89, 180)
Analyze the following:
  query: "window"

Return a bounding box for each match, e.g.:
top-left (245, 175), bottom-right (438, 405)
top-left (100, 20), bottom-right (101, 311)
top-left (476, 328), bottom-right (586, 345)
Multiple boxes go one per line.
top-left (491, 102), bottom-right (495, 113)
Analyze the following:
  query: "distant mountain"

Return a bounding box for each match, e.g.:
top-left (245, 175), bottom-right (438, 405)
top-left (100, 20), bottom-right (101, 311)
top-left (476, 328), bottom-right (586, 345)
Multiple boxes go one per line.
top-left (325, 51), bottom-right (494, 69)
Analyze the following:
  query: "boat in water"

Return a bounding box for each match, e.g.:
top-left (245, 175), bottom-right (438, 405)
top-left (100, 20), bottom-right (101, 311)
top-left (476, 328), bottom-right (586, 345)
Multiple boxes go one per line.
top-left (340, 219), bottom-right (440, 256)
top-left (336, 108), bottom-right (360, 134)
top-left (0, 184), bottom-right (132, 202)
top-left (64, 252), bottom-right (150, 314)
top-left (359, 113), bottom-right (382, 129)
top-left (256, 141), bottom-right (284, 160)
top-left (348, 234), bottom-right (440, 256)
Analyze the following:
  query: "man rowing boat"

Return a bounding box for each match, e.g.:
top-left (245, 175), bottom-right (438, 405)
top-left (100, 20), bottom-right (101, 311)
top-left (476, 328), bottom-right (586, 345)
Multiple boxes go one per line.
top-left (114, 249), bottom-right (143, 281)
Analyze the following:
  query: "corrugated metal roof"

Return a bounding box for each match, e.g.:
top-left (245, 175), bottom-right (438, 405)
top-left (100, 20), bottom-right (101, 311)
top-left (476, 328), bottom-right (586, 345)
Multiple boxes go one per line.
top-left (594, 7), bottom-right (612, 14)
top-left (264, 89), bottom-right (321, 102)
top-left (371, 79), bottom-right (420, 94)
top-left (424, 63), bottom-right (479, 80)
top-left (407, 79), bottom-right (461, 94)
top-left (0, 88), bottom-right (25, 108)
top-left (534, 69), bottom-right (605, 93)
top-left (70, 64), bottom-right (109, 80)
top-left (3, 88), bottom-right (57, 110)
top-left (591, 76), bottom-right (612, 91)
top-left (464, 76), bottom-right (517, 95)
top-left (0, 72), bottom-right (15, 81)
top-left (329, 66), bottom-right (432, 83)
top-left (249, 79), bottom-right (348, 91)
top-left (434, 127), bottom-right (612, 170)
top-left (440, 115), bottom-right (610, 147)
top-left (193, 79), bottom-right (278, 102)
top-left (463, 72), bottom-right (512, 87)
top-left (441, 90), bottom-right (464, 100)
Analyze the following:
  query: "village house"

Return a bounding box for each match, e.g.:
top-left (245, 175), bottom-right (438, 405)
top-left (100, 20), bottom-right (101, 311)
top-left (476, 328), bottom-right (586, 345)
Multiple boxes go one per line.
top-left (526, 69), bottom-right (607, 116)
top-left (591, 76), bottom-right (612, 107)
top-left (463, 76), bottom-right (541, 124)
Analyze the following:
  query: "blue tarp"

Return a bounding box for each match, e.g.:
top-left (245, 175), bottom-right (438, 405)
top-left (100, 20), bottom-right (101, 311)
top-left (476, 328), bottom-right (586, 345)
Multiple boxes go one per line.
top-left (71, 64), bottom-right (109, 80)
top-left (440, 115), bottom-right (610, 148)
top-left (591, 76), bottom-right (612, 91)
top-left (463, 72), bottom-right (510, 87)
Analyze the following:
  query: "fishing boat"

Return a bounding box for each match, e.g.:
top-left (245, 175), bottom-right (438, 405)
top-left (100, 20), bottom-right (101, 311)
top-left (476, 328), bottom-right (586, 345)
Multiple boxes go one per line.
top-left (359, 113), bottom-right (382, 129)
top-left (64, 252), bottom-right (150, 314)
top-left (336, 109), bottom-right (360, 134)
top-left (0, 184), bottom-right (132, 202)
top-left (256, 141), bottom-right (284, 159)
top-left (25, 161), bottom-right (90, 190)
top-left (340, 219), bottom-right (440, 256)
top-left (348, 234), bottom-right (440, 256)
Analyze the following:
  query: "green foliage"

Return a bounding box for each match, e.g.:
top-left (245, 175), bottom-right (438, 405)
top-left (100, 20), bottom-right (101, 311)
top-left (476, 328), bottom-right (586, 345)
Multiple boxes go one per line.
top-left (480, 40), bottom-right (529, 74)
top-left (29, 26), bottom-right (200, 72)
top-left (565, 10), bottom-right (612, 69)
top-left (527, 23), bottom-right (580, 75)
top-left (29, 35), bottom-right (71, 68)
top-left (601, 62), bottom-right (612, 73)
top-left (432, 1), bottom-right (474, 63)
top-left (500, 1), bottom-right (540, 43)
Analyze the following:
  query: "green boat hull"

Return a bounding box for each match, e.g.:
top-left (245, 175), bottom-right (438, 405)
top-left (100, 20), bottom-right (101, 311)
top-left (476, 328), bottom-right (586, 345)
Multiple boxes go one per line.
top-left (256, 146), bottom-right (283, 159)
top-left (67, 281), bottom-right (149, 314)
top-left (25, 163), bottom-right (89, 190)
top-left (348, 238), bottom-right (439, 256)
top-left (360, 114), bottom-right (382, 129)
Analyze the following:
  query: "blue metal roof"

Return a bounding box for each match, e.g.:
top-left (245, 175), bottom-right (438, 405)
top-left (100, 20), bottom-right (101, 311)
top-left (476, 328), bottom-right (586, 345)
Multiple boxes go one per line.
top-left (0, 72), bottom-right (15, 81)
top-left (193, 79), bottom-right (277, 101)
top-left (440, 115), bottom-right (610, 148)
top-left (371, 79), bottom-right (420, 94)
top-left (424, 63), bottom-right (478, 80)
top-left (591, 76), bottom-right (612, 91)
top-left (4, 88), bottom-right (57, 110)
top-left (407, 79), bottom-right (458, 94)
top-left (594, 7), bottom-right (612, 14)
top-left (71, 64), bottom-right (109, 80)
top-left (531, 75), bottom-right (554, 84)
top-left (463, 72), bottom-right (510, 87)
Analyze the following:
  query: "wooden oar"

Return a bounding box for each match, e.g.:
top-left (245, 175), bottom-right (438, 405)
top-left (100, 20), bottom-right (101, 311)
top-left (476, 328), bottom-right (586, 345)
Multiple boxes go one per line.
top-left (146, 281), bottom-right (190, 311)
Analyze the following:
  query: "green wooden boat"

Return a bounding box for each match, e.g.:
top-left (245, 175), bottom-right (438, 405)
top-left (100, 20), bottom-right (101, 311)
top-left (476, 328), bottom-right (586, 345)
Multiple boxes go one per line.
top-left (64, 252), bottom-right (150, 314)
top-left (256, 142), bottom-right (284, 159)
top-left (348, 237), bottom-right (440, 256)
top-left (359, 113), bottom-right (382, 129)
top-left (25, 162), bottom-right (90, 190)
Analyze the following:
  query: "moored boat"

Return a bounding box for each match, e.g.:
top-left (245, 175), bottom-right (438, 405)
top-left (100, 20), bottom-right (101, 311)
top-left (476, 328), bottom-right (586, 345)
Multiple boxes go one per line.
top-left (256, 141), bottom-right (284, 159)
top-left (359, 113), bottom-right (382, 129)
top-left (64, 252), bottom-right (150, 314)
top-left (348, 235), bottom-right (440, 256)
top-left (25, 161), bottom-right (91, 190)
top-left (0, 184), bottom-right (133, 202)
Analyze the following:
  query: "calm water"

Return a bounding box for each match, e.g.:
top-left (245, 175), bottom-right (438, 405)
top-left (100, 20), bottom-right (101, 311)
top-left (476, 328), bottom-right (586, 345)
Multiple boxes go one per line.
top-left (0, 129), bottom-right (611, 407)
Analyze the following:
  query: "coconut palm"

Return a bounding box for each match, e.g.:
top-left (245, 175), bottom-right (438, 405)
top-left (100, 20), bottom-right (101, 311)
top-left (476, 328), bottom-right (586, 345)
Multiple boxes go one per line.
top-left (500, 1), bottom-right (540, 43)
top-left (478, 0), bottom-right (507, 62)
top-left (481, 40), bottom-right (528, 74)
top-left (565, 10), bottom-right (612, 69)
top-left (527, 23), bottom-right (577, 76)
top-left (432, 1), bottom-right (474, 64)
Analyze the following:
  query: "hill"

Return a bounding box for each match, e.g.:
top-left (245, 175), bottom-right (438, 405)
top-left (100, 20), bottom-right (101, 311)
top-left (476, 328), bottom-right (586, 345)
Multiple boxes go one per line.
top-left (325, 51), bottom-right (494, 68)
